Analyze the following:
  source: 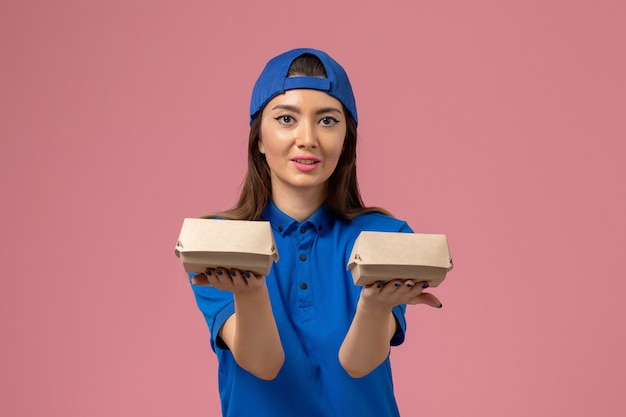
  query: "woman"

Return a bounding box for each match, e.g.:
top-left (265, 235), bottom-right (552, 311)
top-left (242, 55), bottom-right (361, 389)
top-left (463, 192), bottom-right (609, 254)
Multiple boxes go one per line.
top-left (189, 48), bottom-right (442, 417)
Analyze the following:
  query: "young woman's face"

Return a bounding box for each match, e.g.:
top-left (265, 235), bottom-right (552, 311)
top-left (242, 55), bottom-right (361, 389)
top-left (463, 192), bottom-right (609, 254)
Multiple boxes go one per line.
top-left (259, 89), bottom-right (347, 198)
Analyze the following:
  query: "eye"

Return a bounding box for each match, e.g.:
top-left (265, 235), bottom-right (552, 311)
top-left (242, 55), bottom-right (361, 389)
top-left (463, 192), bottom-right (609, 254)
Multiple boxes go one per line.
top-left (275, 115), bottom-right (295, 125)
top-left (320, 116), bottom-right (339, 127)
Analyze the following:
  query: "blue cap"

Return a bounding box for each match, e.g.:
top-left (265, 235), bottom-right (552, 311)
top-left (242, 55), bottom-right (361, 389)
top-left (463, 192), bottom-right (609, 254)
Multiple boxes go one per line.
top-left (249, 48), bottom-right (358, 125)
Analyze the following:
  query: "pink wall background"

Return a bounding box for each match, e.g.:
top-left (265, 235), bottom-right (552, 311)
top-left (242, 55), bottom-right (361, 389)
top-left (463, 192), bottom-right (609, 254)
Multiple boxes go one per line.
top-left (2, 1), bottom-right (625, 416)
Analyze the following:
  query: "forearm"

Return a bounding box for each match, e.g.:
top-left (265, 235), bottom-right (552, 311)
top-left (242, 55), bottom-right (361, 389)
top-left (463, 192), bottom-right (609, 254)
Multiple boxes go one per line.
top-left (220, 285), bottom-right (284, 380)
top-left (339, 301), bottom-right (397, 378)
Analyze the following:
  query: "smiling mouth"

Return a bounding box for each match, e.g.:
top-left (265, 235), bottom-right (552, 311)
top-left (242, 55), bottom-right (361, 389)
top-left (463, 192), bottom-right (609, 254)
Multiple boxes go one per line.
top-left (293, 159), bottom-right (319, 165)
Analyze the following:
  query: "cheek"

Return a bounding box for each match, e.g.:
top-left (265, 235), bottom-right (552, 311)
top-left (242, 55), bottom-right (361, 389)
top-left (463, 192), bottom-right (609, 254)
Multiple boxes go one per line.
top-left (331, 145), bottom-right (344, 164)
top-left (329, 138), bottom-right (346, 163)
top-left (259, 127), bottom-right (290, 156)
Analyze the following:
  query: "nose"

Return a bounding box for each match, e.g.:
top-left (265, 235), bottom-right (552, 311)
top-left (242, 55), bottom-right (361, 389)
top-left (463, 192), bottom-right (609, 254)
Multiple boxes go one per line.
top-left (295, 120), bottom-right (318, 149)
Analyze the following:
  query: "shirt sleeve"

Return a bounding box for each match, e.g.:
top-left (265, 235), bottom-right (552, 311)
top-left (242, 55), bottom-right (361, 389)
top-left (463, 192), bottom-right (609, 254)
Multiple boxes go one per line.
top-left (390, 304), bottom-right (407, 346)
top-left (189, 273), bottom-right (234, 351)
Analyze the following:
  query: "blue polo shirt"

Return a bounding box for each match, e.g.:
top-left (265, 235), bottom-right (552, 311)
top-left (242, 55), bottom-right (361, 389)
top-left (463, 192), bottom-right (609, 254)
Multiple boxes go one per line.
top-left (191, 202), bottom-right (413, 417)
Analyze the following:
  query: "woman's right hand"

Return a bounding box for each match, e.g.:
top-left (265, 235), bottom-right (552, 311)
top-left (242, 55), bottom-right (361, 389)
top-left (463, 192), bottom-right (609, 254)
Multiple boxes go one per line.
top-left (190, 268), bottom-right (266, 294)
top-left (191, 267), bottom-right (283, 380)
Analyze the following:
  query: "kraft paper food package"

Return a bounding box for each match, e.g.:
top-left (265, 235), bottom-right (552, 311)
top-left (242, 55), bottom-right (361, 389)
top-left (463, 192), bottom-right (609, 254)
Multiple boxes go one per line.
top-left (347, 232), bottom-right (453, 286)
top-left (175, 218), bottom-right (279, 276)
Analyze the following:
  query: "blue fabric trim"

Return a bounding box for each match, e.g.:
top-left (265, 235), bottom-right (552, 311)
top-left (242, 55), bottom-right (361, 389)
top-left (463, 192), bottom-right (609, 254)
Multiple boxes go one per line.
top-left (283, 76), bottom-right (331, 92)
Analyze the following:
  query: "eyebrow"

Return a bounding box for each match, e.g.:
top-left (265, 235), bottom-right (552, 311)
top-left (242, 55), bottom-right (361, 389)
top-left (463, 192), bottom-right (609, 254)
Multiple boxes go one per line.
top-left (270, 104), bottom-right (343, 115)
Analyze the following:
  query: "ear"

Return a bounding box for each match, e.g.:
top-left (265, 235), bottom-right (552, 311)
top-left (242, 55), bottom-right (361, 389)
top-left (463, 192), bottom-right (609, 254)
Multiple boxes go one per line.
top-left (258, 138), bottom-right (265, 155)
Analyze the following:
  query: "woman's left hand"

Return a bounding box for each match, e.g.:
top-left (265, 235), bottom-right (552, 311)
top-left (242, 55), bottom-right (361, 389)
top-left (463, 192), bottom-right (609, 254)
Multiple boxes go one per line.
top-left (339, 279), bottom-right (442, 378)
top-left (360, 279), bottom-right (442, 309)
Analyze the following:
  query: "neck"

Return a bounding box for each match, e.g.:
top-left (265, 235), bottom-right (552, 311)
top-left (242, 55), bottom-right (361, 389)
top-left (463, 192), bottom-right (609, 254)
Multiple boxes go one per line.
top-left (271, 183), bottom-right (327, 222)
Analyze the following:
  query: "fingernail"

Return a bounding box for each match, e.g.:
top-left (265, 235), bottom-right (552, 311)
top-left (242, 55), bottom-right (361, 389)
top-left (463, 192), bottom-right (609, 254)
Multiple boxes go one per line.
top-left (245, 272), bottom-right (250, 278)
top-left (394, 282), bottom-right (401, 287)
top-left (205, 270), bottom-right (212, 276)
top-left (377, 284), bottom-right (383, 289)
top-left (422, 283), bottom-right (430, 289)
top-left (216, 270), bottom-right (223, 276)
top-left (406, 283), bottom-right (413, 287)
top-left (230, 270), bottom-right (236, 276)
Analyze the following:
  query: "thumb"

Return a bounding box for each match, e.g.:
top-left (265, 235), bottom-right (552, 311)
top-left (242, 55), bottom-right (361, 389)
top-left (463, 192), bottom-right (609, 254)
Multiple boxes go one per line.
top-left (190, 273), bottom-right (209, 286)
top-left (408, 292), bottom-right (443, 308)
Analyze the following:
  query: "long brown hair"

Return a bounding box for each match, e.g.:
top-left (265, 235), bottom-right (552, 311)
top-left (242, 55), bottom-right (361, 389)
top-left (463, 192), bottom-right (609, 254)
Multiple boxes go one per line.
top-left (206, 54), bottom-right (390, 221)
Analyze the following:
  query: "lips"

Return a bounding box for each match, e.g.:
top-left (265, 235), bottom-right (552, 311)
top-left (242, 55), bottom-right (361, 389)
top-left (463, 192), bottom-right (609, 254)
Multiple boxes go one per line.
top-left (291, 156), bottom-right (320, 164)
top-left (291, 156), bottom-right (321, 172)
top-left (292, 159), bottom-right (318, 165)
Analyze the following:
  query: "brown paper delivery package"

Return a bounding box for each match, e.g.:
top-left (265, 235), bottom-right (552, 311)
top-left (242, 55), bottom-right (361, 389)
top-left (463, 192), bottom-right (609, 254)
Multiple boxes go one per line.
top-left (175, 218), bottom-right (279, 276)
top-left (347, 232), bottom-right (453, 287)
